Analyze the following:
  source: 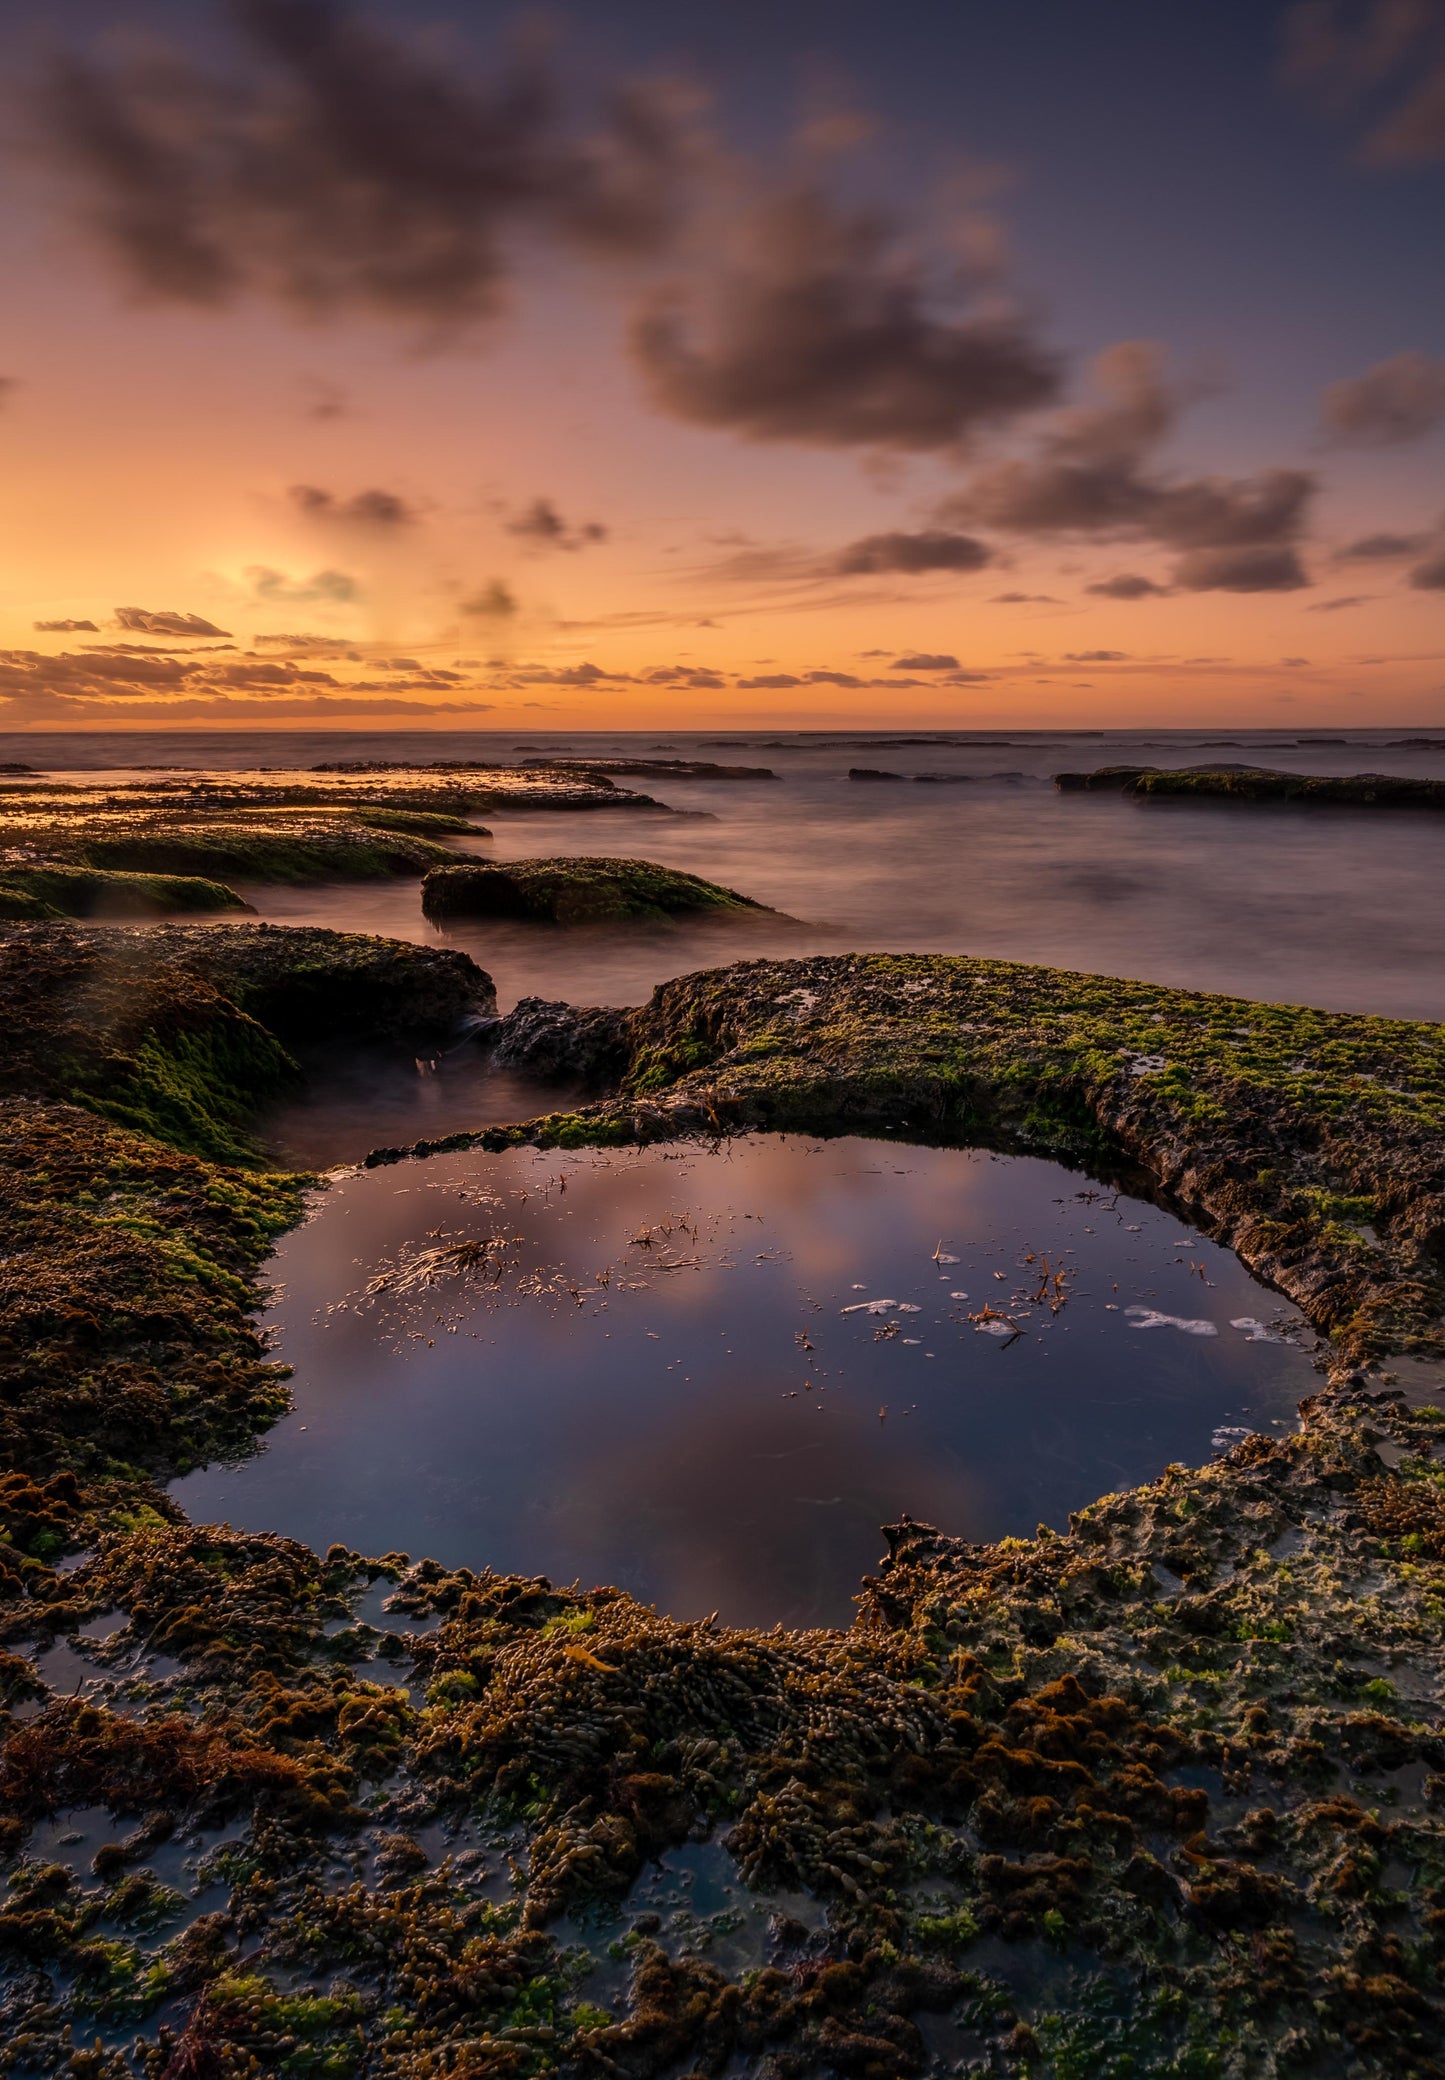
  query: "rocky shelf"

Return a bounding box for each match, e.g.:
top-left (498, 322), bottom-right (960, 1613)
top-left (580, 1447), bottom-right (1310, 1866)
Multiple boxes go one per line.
top-left (0, 923), bottom-right (1441, 2077)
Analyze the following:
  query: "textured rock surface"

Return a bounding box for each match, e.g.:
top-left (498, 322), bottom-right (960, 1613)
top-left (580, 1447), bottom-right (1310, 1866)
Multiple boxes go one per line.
top-left (0, 929), bottom-right (1441, 2077)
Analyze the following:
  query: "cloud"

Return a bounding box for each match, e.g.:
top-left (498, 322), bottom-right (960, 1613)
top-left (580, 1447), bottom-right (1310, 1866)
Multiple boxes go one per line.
top-left (833, 530), bottom-right (992, 575)
top-left (505, 660), bottom-right (619, 685)
top-left (632, 185), bottom-right (1057, 452)
top-left (1307, 594), bottom-right (1373, 611)
top-left (736, 672), bottom-right (801, 689)
top-left (113, 605), bottom-right (234, 636)
top-left (1320, 352), bottom-right (1445, 445)
top-left (460, 580), bottom-right (518, 618)
top-left (289, 484), bottom-right (416, 524)
top-left (1408, 546), bottom-right (1445, 589)
top-left (251, 631), bottom-right (363, 654)
top-left (38, 6), bottom-right (1062, 459)
top-left (1084, 573), bottom-right (1170, 599)
top-left (948, 341), bottom-right (1316, 590)
top-left (891, 652), bottom-right (958, 670)
top-left (1064, 649), bottom-right (1129, 662)
top-left (1284, 1), bottom-right (1445, 162)
top-left (506, 497), bottom-right (607, 550)
top-left (638, 664), bottom-right (726, 688)
top-left (34, 618), bottom-right (100, 632)
top-left (1335, 529), bottom-right (1429, 560)
top-left (989, 590), bottom-right (1060, 604)
top-left (1170, 545), bottom-right (1310, 592)
top-left (39, 0), bottom-right (696, 328)
top-left (248, 566), bottom-right (359, 604)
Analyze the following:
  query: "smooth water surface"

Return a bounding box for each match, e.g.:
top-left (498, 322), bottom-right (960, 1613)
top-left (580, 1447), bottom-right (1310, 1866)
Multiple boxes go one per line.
top-left (174, 1137), bottom-right (1319, 1627)
top-left (10, 725), bottom-right (1445, 1021)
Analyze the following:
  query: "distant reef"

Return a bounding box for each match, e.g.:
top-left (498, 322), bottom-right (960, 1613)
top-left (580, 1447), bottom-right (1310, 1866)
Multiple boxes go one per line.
top-left (1056, 762), bottom-right (1445, 805)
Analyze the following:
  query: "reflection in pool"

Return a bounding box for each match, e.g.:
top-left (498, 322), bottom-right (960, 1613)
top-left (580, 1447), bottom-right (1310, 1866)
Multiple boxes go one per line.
top-left (174, 1137), bottom-right (1321, 1628)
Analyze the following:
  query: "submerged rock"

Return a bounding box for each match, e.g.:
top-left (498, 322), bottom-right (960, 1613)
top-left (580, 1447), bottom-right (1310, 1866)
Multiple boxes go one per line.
top-left (421, 854), bottom-right (771, 925)
top-left (483, 995), bottom-right (633, 1080)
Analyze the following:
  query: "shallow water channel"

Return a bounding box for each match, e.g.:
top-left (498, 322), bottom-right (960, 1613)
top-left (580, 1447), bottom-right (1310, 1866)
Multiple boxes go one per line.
top-left (175, 1136), bottom-right (1321, 1628)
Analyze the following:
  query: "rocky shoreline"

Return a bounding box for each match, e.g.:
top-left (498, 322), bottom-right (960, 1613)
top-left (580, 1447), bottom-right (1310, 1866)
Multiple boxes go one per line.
top-left (0, 924), bottom-right (1442, 2077)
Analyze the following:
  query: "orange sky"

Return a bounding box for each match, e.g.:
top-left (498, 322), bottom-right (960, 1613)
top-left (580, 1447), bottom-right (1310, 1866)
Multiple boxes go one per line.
top-left (1, 3), bottom-right (1442, 731)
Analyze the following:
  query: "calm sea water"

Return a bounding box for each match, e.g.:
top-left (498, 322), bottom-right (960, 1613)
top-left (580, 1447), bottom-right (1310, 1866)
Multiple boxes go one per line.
top-left (11, 726), bottom-right (1424, 1611)
top-left (172, 1138), bottom-right (1318, 1627)
top-left (8, 725), bottom-right (1444, 1026)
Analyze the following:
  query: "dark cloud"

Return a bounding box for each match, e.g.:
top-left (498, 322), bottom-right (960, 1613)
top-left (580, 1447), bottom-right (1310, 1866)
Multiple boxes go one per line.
top-left (833, 530), bottom-right (992, 576)
top-left (39, 0), bottom-right (695, 328)
top-left (949, 342), bottom-right (1316, 591)
top-left (113, 605), bottom-right (234, 637)
top-left (289, 484), bottom-right (416, 524)
top-left (506, 497), bottom-right (608, 551)
top-left (38, 6), bottom-right (1060, 458)
top-left (989, 590), bottom-right (1060, 604)
top-left (460, 580), bottom-right (518, 618)
top-left (1408, 546), bottom-right (1445, 589)
top-left (1064, 649), bottom-right (1129, 662)
top-left (736, 673), bottom-right (801, 689)
top-left (249, 566), bottom-right (359, 604)
top-left (1320, 352), bottom-right (1445, 445)
top-left (1171, 545), bottom-right (1310, 592)
top-left (1084, 573), bottom-right (1170, 599)
top-left (1284, 1), bottom-right (1445, 162)
top-left (1335, 529), bottom-right (1429, 560)
top-left (632, 187), bottom-right (1058, 451)
top-left (891, 652), bottom-right (958, 669)
top-left (505, 661), bottom-right (619, 685)
top-left (252, 631), bottom-right (363, 654)
top-left (638, 665), bottom-right (726, 688)
top-left (34, 618), bottom-right (100, 632)
top-left (1306, 594), bottom-right (1373, 611)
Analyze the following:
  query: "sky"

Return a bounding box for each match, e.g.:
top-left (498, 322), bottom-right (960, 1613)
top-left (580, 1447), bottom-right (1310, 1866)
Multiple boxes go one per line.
top-left (1, 0), bottom-right (1444, 732)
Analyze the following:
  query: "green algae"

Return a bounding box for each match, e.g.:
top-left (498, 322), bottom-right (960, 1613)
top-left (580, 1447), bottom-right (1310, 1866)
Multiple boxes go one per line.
top-left (420, 854), bottom-right (770, 925)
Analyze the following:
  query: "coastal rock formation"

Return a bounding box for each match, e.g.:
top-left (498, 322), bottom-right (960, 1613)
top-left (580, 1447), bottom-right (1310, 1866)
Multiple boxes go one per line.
top-left (461, 952), bottom-right (1445, 1362)
top-left (0, 864), bottom-right (250, 918)
top-left (0, 925), bottom-right (1441, 2075)
top-left (421, 854), bottom-right (770, 925)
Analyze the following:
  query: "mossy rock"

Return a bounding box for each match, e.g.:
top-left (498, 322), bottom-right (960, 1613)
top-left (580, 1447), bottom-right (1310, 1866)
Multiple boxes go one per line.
top-left (421, 855), bottom-right (771, 925)
top-left (72, 818), bottom-right (453, 884)
top-left (0, 884), bottom-right (62, 921)
top-left (1057, 764), bottom-right (1445, 806)
top-left (1, 865), bottom-right (250, 918)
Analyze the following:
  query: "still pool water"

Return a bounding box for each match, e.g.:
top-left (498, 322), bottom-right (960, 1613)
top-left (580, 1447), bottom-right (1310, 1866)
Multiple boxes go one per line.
top-left (174, 1136), bottom-right (1321, 1628)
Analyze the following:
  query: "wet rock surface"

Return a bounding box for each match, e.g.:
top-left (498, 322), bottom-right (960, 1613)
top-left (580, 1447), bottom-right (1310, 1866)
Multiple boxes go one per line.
top-left (0, 926), bottom-right (1442, 2075)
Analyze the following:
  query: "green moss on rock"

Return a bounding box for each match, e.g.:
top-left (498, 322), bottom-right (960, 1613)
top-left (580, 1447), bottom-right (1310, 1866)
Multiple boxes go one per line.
top-left (0, 864), bottom-right (250, 917)
top-left (421, 854), bottom-right (770, 924)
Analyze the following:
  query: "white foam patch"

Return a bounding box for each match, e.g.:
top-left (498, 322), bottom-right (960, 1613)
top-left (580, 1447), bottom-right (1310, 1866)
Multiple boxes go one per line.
top-left (1125, 1306), bottom-right (1217, 1336)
